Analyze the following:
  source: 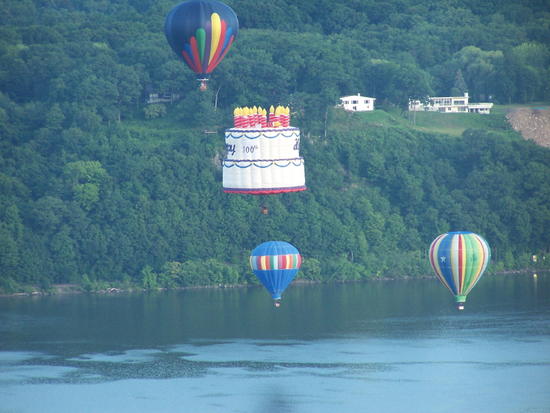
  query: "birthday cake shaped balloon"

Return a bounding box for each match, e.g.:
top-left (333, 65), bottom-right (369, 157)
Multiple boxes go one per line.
top-left (223, 106), bottom-right (306, 194)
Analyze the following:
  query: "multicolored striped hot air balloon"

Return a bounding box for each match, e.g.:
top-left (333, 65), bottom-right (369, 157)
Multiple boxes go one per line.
top-left (250, 241), bottom-right (302, 306)
top-left (164, 0), bottom-right (238, 90)
top-left (429, 231), bottom-right (491, 310)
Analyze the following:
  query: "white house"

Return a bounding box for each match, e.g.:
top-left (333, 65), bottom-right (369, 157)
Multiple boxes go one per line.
top-left (339, 94), bottom-right (376, 112)
top-left (408, 92), bottom-right (493, 114)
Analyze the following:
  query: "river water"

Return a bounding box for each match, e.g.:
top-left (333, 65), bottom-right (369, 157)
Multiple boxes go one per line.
top-left (1, 273), bottom-right (549, 413)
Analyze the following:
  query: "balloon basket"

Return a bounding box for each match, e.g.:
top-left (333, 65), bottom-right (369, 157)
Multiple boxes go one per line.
top-left (455, 295), bottom-right (466, 311)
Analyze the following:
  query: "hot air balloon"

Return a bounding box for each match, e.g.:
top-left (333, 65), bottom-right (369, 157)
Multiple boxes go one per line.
top-left (429, 231), bottom-right (491, 310)
top-left (164, 0), bottom-right (239, 91)
top-left (223, 106), bottom-right (306, 214)
top-left (250, 241), bottom-right (302, 307)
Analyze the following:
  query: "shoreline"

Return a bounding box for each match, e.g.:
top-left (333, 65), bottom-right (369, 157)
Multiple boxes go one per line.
top-left (0, 269), bottom-right (545, 299)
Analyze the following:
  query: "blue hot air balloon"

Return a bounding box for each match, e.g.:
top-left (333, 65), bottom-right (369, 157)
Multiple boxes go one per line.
top-left (164, 0), bottom-right (239, 90)
top-left (250, 241), bottom-right (302, 306)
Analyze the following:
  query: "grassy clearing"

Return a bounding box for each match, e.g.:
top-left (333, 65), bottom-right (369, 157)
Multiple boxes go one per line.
top-left (407, 112), bottom-right (508, 136)
top-left (333, 108), bottom-right (512, 137)
top-left (121, 111), bottom-right (224, 149)
top-left (127, 103), bottom-right (548, 146)
top-left (491, 102), bottom-right (550, 115)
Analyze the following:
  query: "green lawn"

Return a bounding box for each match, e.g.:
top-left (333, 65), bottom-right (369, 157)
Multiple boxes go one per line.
top-left (407, 111), bottom-right (508, 136)
top-left (490, 102), bottom-right (550, 115)
top-left (335, 108), bottom-right (512, 137)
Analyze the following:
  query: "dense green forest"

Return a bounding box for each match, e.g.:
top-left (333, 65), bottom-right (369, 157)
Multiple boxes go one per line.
top-left (1, 0), bottom-right (549, 292)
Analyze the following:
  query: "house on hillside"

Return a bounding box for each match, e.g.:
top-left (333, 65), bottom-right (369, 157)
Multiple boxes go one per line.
top-left (339, 94), bottom-right (376, 112)
top-left (145, 92), bottom-right (180, 105)
top-left (408, 92), bottom-right (493, 114)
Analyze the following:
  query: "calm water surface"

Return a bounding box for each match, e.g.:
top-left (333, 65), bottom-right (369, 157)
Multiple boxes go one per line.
top-left (1, 273), bottom-right (549, 413)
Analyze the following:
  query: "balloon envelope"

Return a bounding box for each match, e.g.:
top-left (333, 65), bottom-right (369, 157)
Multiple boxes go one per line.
top-left (429, 231), bottom-right (491, 308)
top-left (223, 127), bottom-right (306, 195)
top-left (164, 0), bottom-right (238, 79)
top-left (250, 241), bottom-right (302, 300)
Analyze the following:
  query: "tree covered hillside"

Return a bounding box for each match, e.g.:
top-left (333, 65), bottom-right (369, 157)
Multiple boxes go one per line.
top-left (2, 0), bottom-right (549, 121)
top-left (1, 0), bottom-right (549, 292)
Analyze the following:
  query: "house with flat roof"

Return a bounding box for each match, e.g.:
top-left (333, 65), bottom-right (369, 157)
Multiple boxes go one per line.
top-left (409, 92), bottom-right (493, 114)
top-left (339, 94), bottom-right (376, 112)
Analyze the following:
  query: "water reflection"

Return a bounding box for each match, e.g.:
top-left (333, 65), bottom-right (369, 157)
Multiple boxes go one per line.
top-left (2, 334), bottom-right (549, 413)
top-left (0, 273), bottom-right (549, 413)
top-left (1, 274), bottom-right (550, 347)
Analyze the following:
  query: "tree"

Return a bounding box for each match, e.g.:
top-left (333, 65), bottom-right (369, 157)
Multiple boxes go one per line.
top-left (451, 69), bottom-right (468, 96)
top-left (0, 225), bottom-right (20, 280)
top-left (44, 103), bottom-right (65, 130)
top-left (452, 46), bottom-right (503, 101)
top-left (506, 42), bottom-right (550, 103)
top-left (141, 265), bottom-right (158, 289)
top-left (63, 161), bottom-right (109, 210)
top-left (364, 60), bottom-right (433, 107)
top-left (143, 103), bottom-right (167, 119)
top-left (174, 89), bottom-right (221, 127)
top-left (2, 0), bottom-right (550, 291)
